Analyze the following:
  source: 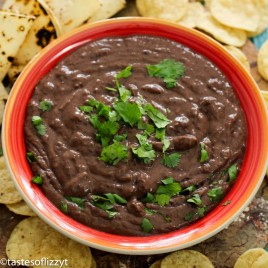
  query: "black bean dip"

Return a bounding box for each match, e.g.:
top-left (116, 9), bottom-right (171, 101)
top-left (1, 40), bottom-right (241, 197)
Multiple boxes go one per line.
top-left (24, 35), bottom-right (247, 236)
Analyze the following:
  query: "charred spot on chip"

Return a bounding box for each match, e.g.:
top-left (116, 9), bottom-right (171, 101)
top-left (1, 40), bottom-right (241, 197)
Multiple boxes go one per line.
top-left (36, 28), bottom-right (56, 48)
top-left (7, 56), bottom-right (14, 63)
top-left (39, 4), bottom-right (48, 16)
top-left (18, 25), bottom-right (25, 32)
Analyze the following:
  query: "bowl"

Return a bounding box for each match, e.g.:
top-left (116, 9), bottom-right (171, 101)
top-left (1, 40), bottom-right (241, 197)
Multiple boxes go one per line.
top-left (2, 17), bottom-right (268, 254)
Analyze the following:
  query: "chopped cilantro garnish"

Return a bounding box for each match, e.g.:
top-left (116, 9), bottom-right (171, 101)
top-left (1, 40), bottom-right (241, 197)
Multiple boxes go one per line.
top-left (141, 218), bottom-right (153, 233)
top-left (116, 65), bottom-right (133, 79)
top-left (104, 193), bottom-right (127, 204)
top-left (32, 175), bottom-right (42, 185)
top-left (222, 199), bottom-right (231, 206)
top-left (184, 212), bottom-right (194, 221)
top-left (228, 164), bottom-right (238, 181)
top-left (79, 105), bottom-right (93, 113)
top-left (114, 101), bottom-right (141, 127)
top-left (32, 116), bottom-right (46, 135)
top-left (39, 100), bottom-right (53, 111)
top-left (155, 128), bottom-right (170, 152)
top-left (162, 152), bottom-right (181, 168)
top-left (106, 210), bottom-right (118, 218)
top-left (145, 208), bottom-right (155, 216)
top-left (182, 185), bottom-right (196, 193)
top-left (132, 134), bottom-right (155, 164)
top-left (161, 177), bottom-right (175, 185)
top-left (113, 133), bottom-right (127, 142)
top-left (118, 86), bottom-right (132, 102)
top-left (100, 141), bottom-right (128, 165)
top-left (65, 196), bottom-right (85, 208)
top-left (146, 59), bottom-right (186, 88)
top-left (26, 152), bottom-right (35, 163)
top-left (207, 187), bottom-right (223, 201)
top-left (60, 202), bottom-right (68, 214)
top-left (198, 206), bottom-right (206, 217)
top-left (144, 104), bottom-right (170, 128)
top-left (200, 142), bottom-right (209, 163)
top-left (142, 192), bottom-right (155, 203)
top-left (137, 120), bottom-right (155, 135)
top-left (187, 194), bottom-right (202, 206)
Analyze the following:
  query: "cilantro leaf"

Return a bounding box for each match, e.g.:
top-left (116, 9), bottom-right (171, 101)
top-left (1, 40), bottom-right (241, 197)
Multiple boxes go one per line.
top-left (200, 142), bottom-right (209, 163)
top-left (104, 193), bottom-right (127, 204)
top-left (100, 141), bottom-right (128, 165)
top-left (118, 86), bottom-right (132, 102)
top-left (65, 196), bottom-right (85, 208)
top-left (132, 134), bottom-right (155, 164)
top-left (161, 177), bottom-right (175, 185)
top-left (162, 153), bottom-right (181, 168)
top-left (32, 175), bottom-right (43, 185)
top-left (113, 133), bottom-right (127, 142)
top-left (146, 59), bottom-right (186, 88)
top-left (79, 105), bottom-right (93, 113)
top-left (141, 218), bottom-right (153, 233)
top-left (155, 194), bottom-right (171, 206)
top-left (228, 164), bottom-right (238, 181)
top-left (182, 185), bottom-right (196, 193)
top-left (184, 212), bottom-right (194, 221)
top-left (187, 194), bottom-right (202, 206)
top-left (207, 187), bottom-right (223, 201)
top-left (142, 192), bottom-right (155, 203)
top-left (137, 120), bottom-right (155, 135)
top-left (116, 65), bottom-right (133, 79)
top-left (144, 104), bottom-right (170, 128)
top-left (26, 152), bottom-right (35, 163)
top-left (32, 115), bottom-right (43, 126)
top-left (39, 100), bottom-right (53, 111)
top-left (60, 202), bottom-right (68, 214)
top-left (198, 206), bottom-right (206, 217)
top-left (114, 102), bottom-right (142, 127)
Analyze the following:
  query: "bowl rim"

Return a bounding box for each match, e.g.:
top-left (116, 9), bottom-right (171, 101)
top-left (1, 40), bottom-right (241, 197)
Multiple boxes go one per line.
top-left (2, 17), bottom-right (268, 255)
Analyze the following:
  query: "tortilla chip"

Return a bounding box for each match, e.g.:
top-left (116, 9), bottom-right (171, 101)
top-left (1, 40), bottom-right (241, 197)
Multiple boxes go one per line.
top-left (6, 200), bottom-right (36, 216)
top-left (251, 252), bottom-right (268, 268)
top-left (6, 64), bottom-right (25, 84)
top-left (43, 0), bottom-right (100, 33)
top-left (89, 0), bottom-right (126, 22)
top-left (178, 2), bottom-right (205, 28)
top-left (0, 11), bottom-right (34, 80)
top-left (234, 248), bottom-right (267, 268)
top-left (196, 12), bottom-right (247, 47)
top-left (161, 250), bottom-right (214, 268)
top-left (224, 46), bottom-right (250, 71)
top-left (0, 82), bottom-right (8, 125)
top-left (6, 217), bottom-right (93, 268)
top-left (258, 40), bottom-right (268, 81)
top-left (149, 259), bottom-right (162, 268)
top-left (261, 90), bottom-right (268, 109)
top-left (136, 0), bottom-right (188, 22)
top-left (0, 156), bottom-right (23, 204)
top-left (210, 0), bottom-right (260, 32)
top-left (3, 0), bottom-right (61, 66)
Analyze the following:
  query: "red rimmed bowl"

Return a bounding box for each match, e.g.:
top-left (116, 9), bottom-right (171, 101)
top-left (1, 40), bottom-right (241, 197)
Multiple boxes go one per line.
top-left (2, 17), bottom-right (268, 254)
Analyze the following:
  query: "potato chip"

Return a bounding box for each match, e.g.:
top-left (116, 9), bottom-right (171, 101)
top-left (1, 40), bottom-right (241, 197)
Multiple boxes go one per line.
top-left (0, 82), bottom-right (8, 125)
top-left (258, 40), bottom-right (268, 81)
top-left (196, 12), bottom-right (247, 47)
top-left (0, 156), bottom-right (23, 204)
top-left (210, 0), bottom-right (260, 32)
top-left (88, 0), bottom-right (126, 22)
top-left (43, 0), bottom-right (100, 33)
top-left (178, 2), bottom-right (205, 28)
top-left (136, 0), bottom-right (188, 22)
top-left (6, 200), bottom-right (36, 216)
top-left (0, 11), bottom-right (34, 80)
top-left (251, 253), bottom-right (268, 268)
top-left (161, 250), bottom-right (214, 268)
top-left (149, 259), bottom-right (162, 268)
top-left (224, 46), bottom-right (250, 71)
top-left (234, 248), bottom-right (267, 268)
top-left (3, 0), bottom-right (62, 66)
top-left (6, 217), bottom-right (93, 268)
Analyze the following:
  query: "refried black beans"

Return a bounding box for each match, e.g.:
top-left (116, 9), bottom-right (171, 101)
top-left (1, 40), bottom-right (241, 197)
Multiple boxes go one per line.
top-left (24, 35), bottom-right (247, 236)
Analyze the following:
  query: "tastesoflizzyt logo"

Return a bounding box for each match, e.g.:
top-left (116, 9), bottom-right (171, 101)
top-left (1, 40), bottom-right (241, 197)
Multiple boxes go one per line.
top-left (0, 258), bottom-right (68, 267)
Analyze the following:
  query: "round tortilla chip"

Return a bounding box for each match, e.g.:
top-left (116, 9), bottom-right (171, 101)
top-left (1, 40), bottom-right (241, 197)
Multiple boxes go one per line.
top-left (0, 82), bottom-right (8, 125)
top-left (6, 217), bottom-right (92, 268)
top-left (136, 0), bottom-right (188, 22)
top-left (210, 0), bottom-right (259, 32)
top-left (6, 200), bottom-right (36, 216)
top-left (0, 157), bottom-right (22, 204)
top-left (196, 12), bottom-right (247, 47)
top-left (224, 46), bottom-right (250, 71)
top-left (258, 40), bottom-right (268, 81)
top-left (178, 2), bottom-right (205, 28)
top-left (261, 90), bottom-right (268, 109)
top-left (251, 253), bottom-right (268, 268)
top-left (234, 248), bottom-right (267, 268)
top-left (161, 250), bottom-right (214, 268)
